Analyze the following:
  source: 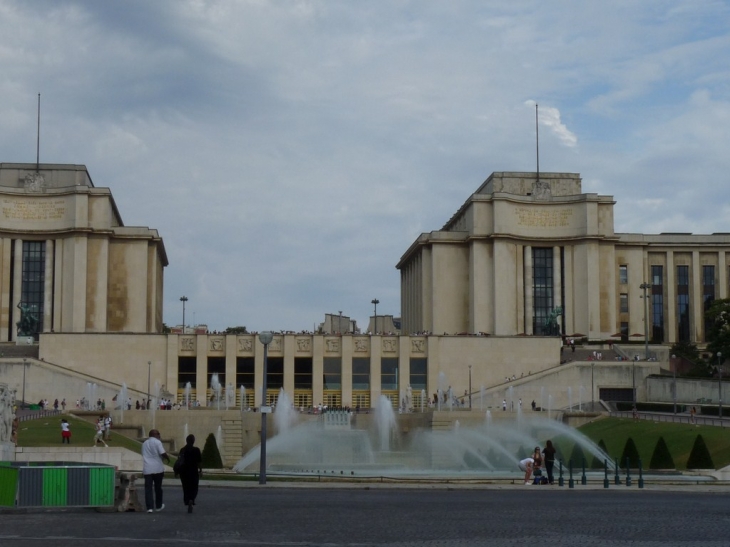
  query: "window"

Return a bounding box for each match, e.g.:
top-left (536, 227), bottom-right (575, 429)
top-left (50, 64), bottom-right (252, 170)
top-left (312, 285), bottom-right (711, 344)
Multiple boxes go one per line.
top-left (178, 357), bottom-right (196, 388)
top-left (677, 265), bottom-right (690, 343)
top-left (266, 357), bottom-right (284, 390)
top-left (21, 241), bottom-right (45, 337)
top-left (409, 358), bottom-right (427, 390)
top-left (206, 357), bottom-right (225, 388)
top-left (619, 265), bottom-right (628, 284)
top-left (236, 357), bottom-right (255, 389)
top-left (323, 357), bottom-right (341, 389)
top-left (703, 265), bottom-right (715, 341)
top-left (532, 247), bottom-right (554, 335)
top-left (381, 358), bottom-right (399, 390)
top-left (352, 358), bottom-right (370, 390)
top-left (294, 357), bottom-right (312, 389)
top-left (651, 266), bottom-right (664, 342)
top-left (619, 293), bottom-right (629, 313)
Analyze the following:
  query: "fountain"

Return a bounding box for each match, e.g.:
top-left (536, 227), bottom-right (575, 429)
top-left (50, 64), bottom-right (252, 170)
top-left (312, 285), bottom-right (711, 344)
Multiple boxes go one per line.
top-left (232, 400), bottom-right (614, 477)
top-left (184, 382), bottom-right (191, 409)
top-left (225, 383), bottom-right (235, 410)
top-left (240, 385), bottom-right (246, 412)
top-left (211, 374), bottom-right (222, 410)
top-left (567, 387), bottom-right (573, 411)
top-left (216, 425), bottom-right (223, 453)
top-left (151, 381), bottom-right (160, 430)
top-left (274, 389), bottom-right (297, 434)
top-left (118, 383), bottom-right (128, 423)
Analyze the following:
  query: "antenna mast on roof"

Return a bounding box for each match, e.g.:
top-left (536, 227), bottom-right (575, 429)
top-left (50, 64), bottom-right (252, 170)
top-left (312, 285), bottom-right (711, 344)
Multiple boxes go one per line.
top-left (36, 93), bottom-right (41, 172)
top-left (535, 103), bottom-right (540, 182)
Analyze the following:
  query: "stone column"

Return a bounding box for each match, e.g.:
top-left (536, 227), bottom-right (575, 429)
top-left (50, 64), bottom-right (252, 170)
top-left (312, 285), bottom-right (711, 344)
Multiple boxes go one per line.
top-left (43, 240), bottom-right (54, 332)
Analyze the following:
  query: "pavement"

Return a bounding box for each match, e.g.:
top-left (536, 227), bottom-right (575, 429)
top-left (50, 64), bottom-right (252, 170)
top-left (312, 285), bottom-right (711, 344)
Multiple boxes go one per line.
top-left (2, 479), bottom-right (730, 546)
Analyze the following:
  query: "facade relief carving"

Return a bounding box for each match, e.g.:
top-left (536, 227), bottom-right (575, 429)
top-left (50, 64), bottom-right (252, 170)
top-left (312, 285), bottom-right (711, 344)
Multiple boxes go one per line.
top-left (209, 338), bottom-right (224, 352)
top-left (411, 339), bottom-right (425, 353)
top-left (238, 338), bottom-right (253, 352)
top-left (382, 338), bottom-right (397, 353)
top-left (532, 180), bottom-right (552, 201)
top-left (354, 338), bottom-right (369, 353)
top-left (180, 337), bottom-right (195, 352)
top-left (325, 338), bottom-right (340, 353)
top-left (296, 338), bottom-right (311, 352)
top-left (24, 173), bottom-right (46, 193)
top-left (269, 337), bottom-right (282, 352)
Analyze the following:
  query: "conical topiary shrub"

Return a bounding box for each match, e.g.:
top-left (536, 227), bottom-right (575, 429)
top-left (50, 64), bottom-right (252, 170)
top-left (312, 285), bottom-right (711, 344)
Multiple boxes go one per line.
top-left (591, 439), bottom-right (609, 469)
top-left (568, 442), bottom-right (587, 470)
top-left (201, 432), bottom-right (223, 469)
top-left (686, 434), bottom-right (714, 470)
top-left (515, 446), bottom-right (529, 461)
top-left (620, 437), bottom-right (640, 468)
top-left (649, 437), bottom-right (675, 470)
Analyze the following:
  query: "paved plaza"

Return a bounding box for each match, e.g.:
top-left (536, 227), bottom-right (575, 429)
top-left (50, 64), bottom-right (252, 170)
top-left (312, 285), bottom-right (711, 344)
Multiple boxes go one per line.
top-left (2, 482), bottom-right (730, 546)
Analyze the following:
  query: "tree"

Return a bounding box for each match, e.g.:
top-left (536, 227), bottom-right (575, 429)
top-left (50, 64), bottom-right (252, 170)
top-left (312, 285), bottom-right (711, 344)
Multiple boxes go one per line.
top-left (201, 433), bottom-right (223, 469)
top-left (686, 434), bottom-right (714, 470)
top-left (705, 299), bottom-right (730, 362)
top-left (649, 437), bottom-right (675, 470)
top-left (591, 439), bottom-right (609, 469)
top-left (224, 326), bottom-right (248, 334)
top-left (568, 442), bottom-right (587, 470)
top-left (620, 437), bottom-right (640, 468)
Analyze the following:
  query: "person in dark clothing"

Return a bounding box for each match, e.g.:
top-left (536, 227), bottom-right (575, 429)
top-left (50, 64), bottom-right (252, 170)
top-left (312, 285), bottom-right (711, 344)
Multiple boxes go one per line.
top-left (542, 439), bottom-right (557, 484)
top-left (176, 434), bottom-right (203, 512)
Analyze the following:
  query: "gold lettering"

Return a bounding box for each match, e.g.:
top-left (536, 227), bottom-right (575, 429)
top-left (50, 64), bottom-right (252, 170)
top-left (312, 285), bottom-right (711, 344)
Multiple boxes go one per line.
top-left (1, 199), bottom-right (67, 221)
top-left (515, 207), bottom-right (573, 228)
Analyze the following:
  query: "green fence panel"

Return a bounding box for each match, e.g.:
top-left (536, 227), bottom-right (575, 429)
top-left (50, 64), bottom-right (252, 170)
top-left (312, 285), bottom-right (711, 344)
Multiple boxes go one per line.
top-left (0, 467), bottom-right (18, 507)
top-left (42, 467), bottom-right (68, 506)
top-left (89, 466), bottom-right (115, 506)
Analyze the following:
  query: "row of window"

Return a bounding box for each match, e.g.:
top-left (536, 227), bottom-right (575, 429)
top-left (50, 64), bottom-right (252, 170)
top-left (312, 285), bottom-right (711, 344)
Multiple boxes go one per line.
top-left (618, 264), bottom-right (719, 343)
top-left (177, 356), bottom-right (429, 390)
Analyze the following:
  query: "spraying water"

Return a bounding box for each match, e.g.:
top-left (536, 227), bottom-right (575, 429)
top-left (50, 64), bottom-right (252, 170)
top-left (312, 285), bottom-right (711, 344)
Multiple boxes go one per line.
top-left (118, 383), bottom-right (128, 423)
top-left (211, 374), bottom-right (221, 410)
top-left (274, 389), bottom-right (297, 434)
top-left (184, 382), bottom-right (191, 409)
top-left (375, 395), bottom-right (396, 451)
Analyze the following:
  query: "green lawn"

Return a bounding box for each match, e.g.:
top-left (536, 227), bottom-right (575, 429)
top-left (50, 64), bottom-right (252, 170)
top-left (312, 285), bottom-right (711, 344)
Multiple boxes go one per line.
top-left (16, 415), bottom-right (144, 454)
top-left (574, 417), bottom-right (730, 470)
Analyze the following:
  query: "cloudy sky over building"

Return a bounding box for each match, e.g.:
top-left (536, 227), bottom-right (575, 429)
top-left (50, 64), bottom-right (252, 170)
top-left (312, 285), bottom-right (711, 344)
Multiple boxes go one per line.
top-left (2, 1), bottom-right (730, 332)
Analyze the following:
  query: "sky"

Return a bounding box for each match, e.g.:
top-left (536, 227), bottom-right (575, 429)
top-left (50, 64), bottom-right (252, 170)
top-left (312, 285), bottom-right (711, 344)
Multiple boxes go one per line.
top-left (2, 0), bottom-right (730, 333)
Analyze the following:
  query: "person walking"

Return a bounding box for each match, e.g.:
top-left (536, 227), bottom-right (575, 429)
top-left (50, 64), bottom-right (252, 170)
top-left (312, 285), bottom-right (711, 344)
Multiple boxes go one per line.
top-left (92, 417), bottom-right (108, 447)
top-left (60, 419), bottom-right (71, 444)
top-left (176, 434), bottom-right (203, 513)
top-left (142, 429), bottom-right (170, 513)
top-left (542, 439), bottom-right (556, 484)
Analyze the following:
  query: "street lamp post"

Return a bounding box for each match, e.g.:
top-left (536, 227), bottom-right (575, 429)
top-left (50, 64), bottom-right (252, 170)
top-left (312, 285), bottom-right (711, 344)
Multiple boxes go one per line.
top-left (258, 331), bottom-right (274, 485)
top-left (640, 282), bottom-right (652, 360)
top-left (718, 352), bottom-right (723, 420)
top-left (468, 365), bottom-right (472, 409)
top-left (371, 298), bottom-right (380, 333)
top-left (180, 296), bottom-right (188, 333)
top-left (671, 355), bottom-right (677, 416)
top-left (21, 358), bottom-right (28, 409)
top-left (147, 361), bottom-right (151, 409)
top-left (591, 362), bottom-right (595, 409)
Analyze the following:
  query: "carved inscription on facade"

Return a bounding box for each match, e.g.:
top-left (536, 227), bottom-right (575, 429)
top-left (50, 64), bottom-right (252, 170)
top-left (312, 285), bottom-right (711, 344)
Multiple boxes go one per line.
top-left (382, 339), bottom-right (397, 353)
top-left (354, 338), bottom-right (369, 352)
top-left (2, 198), bottom-right (67, 221)
top-left (180, 337), bottom-right (195, 351)
top-left (515, 207), bottom-right (572, 228)
top-left (238, 338), bottom-right (253, 352)
top-left (296, 338), bottom-right (311, 352)
top-left (325, 339), bottom-right (340, 352)
top-left (411, 339), bottom-right (425, 353)
top-left (209, 338), bottom-right (224, 352)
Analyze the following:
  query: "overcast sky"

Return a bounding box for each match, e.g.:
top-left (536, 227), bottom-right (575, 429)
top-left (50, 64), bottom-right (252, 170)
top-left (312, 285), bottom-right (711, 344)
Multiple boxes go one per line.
top-left (2, 1), bottom-right (730, 332)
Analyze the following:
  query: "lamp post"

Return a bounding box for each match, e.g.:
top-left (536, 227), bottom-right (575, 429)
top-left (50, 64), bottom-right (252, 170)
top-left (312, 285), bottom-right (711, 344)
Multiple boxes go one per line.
top-left (640, 282), bottom-right (651, 360)
top-left (180, 296), bottom-right (188, 333)
top-left (718, 352), bottom-right (723, 420)
top-left (591, 362), bottom-right (595, 409)
top-left (147, 360), bottom-right (151, 409)
top-left (258, 331), bottom-right (274, 485)
top-left (21, 358), bottom-right (28, 409)
top-left (468, 365), bottom-right (472, 409)
top-left (671, 355), bottom-right (677, 416)
top-left (371, 298), bottom-right (380, 333)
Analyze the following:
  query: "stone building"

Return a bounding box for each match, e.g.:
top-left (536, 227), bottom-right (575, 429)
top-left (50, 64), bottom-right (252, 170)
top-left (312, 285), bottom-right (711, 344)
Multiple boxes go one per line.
top-left (397, 172), bottom-right (730, 345)
top-left (0, 163), bottom-right (167, 340)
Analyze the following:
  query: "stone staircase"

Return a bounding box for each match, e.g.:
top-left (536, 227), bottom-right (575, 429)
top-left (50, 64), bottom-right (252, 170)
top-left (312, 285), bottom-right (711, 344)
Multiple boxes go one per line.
top-left (220, 415), bottom-right (243, 468)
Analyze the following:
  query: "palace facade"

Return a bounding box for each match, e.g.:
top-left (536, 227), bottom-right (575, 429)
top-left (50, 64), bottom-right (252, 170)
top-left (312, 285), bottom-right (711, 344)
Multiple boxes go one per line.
top-left (397, 172), bottom-right (730, 346)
